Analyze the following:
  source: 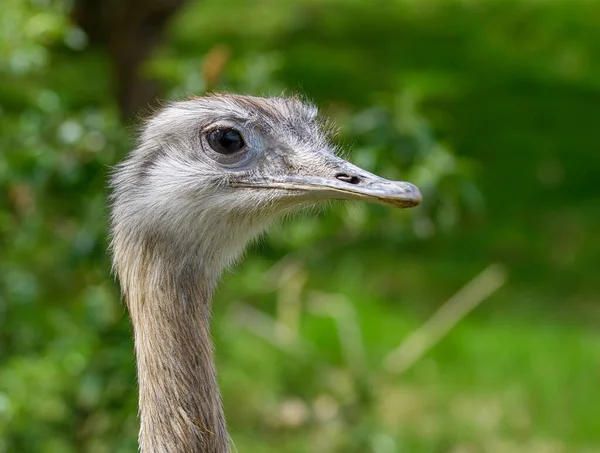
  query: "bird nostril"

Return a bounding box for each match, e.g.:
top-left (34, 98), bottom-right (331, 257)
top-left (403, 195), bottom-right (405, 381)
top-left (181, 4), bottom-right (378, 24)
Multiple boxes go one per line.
top-left (336, 173), bottom-right (361, 185)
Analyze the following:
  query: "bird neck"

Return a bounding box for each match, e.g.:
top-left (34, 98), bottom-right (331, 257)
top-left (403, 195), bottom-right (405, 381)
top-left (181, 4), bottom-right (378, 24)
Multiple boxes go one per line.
top-left (124, 251), bottom-right (229, 453)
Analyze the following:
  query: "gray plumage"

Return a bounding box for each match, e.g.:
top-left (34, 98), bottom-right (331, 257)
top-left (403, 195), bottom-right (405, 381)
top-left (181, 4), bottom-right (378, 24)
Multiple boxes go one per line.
top-left (109, 94), bottom-right (421, 453)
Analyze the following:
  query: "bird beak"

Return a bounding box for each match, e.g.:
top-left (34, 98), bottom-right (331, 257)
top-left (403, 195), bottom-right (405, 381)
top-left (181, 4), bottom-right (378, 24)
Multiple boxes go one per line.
top-left (244, 155), bottom-right (422, 209)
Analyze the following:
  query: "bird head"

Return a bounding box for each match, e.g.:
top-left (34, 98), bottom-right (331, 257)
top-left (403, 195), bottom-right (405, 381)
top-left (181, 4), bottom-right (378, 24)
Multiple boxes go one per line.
top-left (110, 94), bottom-right (421, 275)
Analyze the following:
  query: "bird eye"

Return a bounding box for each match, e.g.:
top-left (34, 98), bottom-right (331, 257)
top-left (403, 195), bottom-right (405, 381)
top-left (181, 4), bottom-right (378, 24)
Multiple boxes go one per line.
top-left (207, 128), bottom-right (245, 154)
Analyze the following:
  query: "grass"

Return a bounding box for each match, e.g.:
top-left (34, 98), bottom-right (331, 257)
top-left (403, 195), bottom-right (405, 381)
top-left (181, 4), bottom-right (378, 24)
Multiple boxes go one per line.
top-left (213, 255), bottom-right (600, 453)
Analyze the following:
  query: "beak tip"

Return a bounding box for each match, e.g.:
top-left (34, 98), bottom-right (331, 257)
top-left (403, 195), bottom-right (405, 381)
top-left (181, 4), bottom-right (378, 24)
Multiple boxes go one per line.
top-left (412, 187), bottom-right (423, 206)
top-left (394, 182), bottom-right (422, 208)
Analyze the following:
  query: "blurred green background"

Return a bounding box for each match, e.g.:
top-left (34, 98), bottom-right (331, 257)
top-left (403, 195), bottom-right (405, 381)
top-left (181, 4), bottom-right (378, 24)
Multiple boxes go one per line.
top-left (1, 0), bottom-right (599, 452)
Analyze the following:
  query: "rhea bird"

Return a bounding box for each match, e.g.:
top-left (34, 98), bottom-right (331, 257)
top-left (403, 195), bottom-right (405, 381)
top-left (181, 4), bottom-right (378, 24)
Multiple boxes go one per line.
top-left (109, 94), bottom-right (421, 453)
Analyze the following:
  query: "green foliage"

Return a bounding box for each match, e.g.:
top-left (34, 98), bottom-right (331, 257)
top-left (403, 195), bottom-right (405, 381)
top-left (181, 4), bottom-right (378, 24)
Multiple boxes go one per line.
top-left (1, 0), bottom-right (599, 452)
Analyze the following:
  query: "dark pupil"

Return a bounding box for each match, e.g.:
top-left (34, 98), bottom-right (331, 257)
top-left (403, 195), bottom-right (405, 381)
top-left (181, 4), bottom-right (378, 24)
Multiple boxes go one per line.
top-left (207, 128), bottom-right (245, 154)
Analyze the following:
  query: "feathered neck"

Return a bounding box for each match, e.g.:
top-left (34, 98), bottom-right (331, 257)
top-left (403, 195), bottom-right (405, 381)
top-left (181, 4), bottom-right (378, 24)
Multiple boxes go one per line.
top-left (117, 239), bottom-right (230, 453)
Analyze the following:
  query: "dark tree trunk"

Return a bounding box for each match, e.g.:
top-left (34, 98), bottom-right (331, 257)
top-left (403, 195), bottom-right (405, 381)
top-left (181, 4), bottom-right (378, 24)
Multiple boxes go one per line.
top-left (72, 0), bottom-right (189, 121)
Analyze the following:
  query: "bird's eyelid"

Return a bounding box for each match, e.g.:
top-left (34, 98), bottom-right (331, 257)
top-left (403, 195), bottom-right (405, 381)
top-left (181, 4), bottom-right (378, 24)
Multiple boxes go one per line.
top-left (202, 118), bottom-right (243, 131)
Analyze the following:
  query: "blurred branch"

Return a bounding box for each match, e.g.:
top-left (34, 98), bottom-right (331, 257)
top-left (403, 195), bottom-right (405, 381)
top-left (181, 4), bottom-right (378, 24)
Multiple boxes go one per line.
top-left (202, 44), bottom-right (231, 91)
top-left (230, 302), bottom-right (304, 356)
top-left (72, 0), bottom-right (189, 121)
top-left (307, 292), bottom-right (367, 376)
top-left (384, 264), bottom-right (507, 375)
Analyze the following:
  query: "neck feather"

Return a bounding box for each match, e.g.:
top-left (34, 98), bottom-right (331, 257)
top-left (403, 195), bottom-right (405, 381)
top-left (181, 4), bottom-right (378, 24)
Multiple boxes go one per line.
top-left (120, 243), bottom-right (229, 453)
